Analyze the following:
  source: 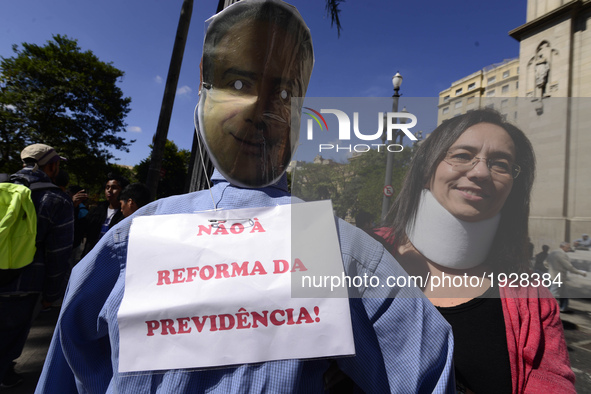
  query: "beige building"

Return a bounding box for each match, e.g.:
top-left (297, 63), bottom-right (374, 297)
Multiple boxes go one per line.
top-left (438, 0), bottom-right (591, 250)
top-left (437, 0), bottom-right (591, 249)
top-left (438, 58), bottom-right (520, 124)
top-left (510, 0), bottom-right (591, 248)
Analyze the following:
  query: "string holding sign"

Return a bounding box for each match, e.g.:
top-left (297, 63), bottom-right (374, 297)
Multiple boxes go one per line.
top-left (209, 218), bottom-right (255, 229)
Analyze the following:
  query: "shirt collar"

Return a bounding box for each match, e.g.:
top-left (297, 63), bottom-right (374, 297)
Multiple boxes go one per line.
top-left (211, 169), bottom-right (289, 192)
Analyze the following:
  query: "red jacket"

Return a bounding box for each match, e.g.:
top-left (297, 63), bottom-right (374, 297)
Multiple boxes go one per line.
top-left (500, 285), bottom-right (575, 393)
top-left (374, 227), bottom-right (576, 393)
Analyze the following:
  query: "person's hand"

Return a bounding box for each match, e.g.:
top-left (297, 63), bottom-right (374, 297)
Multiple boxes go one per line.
top-left (580, 271), bottom-right (587, 277)
top-left (72, 190), bottom-right (88, 207)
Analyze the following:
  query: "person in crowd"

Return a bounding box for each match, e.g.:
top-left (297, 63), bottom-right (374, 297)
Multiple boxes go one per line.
top-left (54, 169), bottom-right (69, 193)
top-left (80, 172), bottom-right (128, 257)
top-left (68, 185), bottom-right (89, 223)
top-left (376, 109), bottom-right (575, 392)
top-left (355, 210), bottom-right (383, 242)
top-left (355, 210), bottom-right (374, 231)
top-left (573, 233), bottom-right (591, 250)
top-left (533, 244), bottom-right (550, 274)
top-left (527, 237), bottom-right (534, 262)
top-left (0, 144), bottom-right (73, 388)
top-left (67, 185), bottom-right (89, 265)
top-left (36, 1), bottom-right (454, 392)
top-left (546, 242), bottom-right (587, 312)
top-left (119, 183), bottom-right (151, 218)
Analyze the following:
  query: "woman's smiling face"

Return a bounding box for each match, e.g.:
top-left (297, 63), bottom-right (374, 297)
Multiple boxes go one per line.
top-left (428, 122), bottom-right (516, 222)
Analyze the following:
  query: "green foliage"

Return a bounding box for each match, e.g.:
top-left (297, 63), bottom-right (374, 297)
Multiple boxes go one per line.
top-left (292, 147), bottom-right (415, 224)
top-left (325, 0), bottom-right (345, 37)
top-left (135, 140), bottom-right (190, 199)
top-left (0, 34), bottom-right (132, 187)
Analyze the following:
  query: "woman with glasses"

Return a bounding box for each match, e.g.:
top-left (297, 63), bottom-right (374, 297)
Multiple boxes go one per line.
top-left (377, 109), bottom-right (575, 393)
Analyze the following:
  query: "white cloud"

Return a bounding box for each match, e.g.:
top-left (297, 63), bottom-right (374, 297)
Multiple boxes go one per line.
top-left (128, 126), bottom-right (142, 133)
top-left (176, 85), bottom-right (192, 96)
top-left (361, 85), bottom-right (388, 97)
top-left (155, 75), bottom-right (163, 84)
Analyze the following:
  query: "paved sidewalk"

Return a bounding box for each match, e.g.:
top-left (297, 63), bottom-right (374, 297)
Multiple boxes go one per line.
top-left (3, 307), bottom-right (59, 394)
top-left (4, 299), bottom-right (591, 393)
top-left (561, 298), bottom-right (591, 392)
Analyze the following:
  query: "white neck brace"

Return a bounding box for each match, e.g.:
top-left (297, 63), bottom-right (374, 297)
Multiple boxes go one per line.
top-left (406, 190), bottom-right (500, 269)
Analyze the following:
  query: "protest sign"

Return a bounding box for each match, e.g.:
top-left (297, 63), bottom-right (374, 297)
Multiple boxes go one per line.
top-left (118, 201), bottom-right (354, 373)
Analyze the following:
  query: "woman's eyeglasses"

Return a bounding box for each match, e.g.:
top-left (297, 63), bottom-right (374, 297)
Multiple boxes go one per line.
top-left (443, 151), bottom-right (521, 179)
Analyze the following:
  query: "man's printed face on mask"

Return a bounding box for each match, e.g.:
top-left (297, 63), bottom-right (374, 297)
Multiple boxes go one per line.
top-left (200, 18), bottom-right (312, 187)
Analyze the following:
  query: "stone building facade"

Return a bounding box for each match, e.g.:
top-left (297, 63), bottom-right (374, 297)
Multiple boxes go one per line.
top-left (438, 0), bottom-right (591, 249)
top-left (510, 0), bottom-right (591, 248)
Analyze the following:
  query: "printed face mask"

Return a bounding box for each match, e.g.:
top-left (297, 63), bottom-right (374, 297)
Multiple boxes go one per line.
top-left (196, 0), bottom-right (314, 188)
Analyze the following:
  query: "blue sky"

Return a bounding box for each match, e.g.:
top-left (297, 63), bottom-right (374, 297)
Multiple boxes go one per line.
top-left (1, 0), bottom-right (526, 166)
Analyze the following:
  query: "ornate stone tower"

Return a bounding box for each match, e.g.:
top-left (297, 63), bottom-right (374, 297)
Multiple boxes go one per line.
top-left (509, 0), bottom-right (591, 246)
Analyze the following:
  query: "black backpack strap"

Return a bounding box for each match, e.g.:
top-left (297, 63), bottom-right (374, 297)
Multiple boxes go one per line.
top-left (8, 173), bottom-right (31, 188)
top-left (29, 182), bottom-right (60, 191)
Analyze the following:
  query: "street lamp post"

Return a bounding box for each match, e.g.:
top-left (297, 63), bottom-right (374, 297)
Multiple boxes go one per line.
top-left (381, 72), bottom-right (403, 221)
top-left (413, 130), bottom-right (423, 146)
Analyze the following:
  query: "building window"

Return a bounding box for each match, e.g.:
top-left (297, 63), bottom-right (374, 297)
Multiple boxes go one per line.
top-left (516, 81), bottom-right (519, 89)
top-left (454, 100), bottom-right (463, 109)
top-left (467, 96), bottom-right (475, 104)
top-left (501, 99), bottom-right (508, 108)
top-left (468, 82), bottom-right (476, 91)
top-left (443, 95), bottom-right (450, 102)
top-left (487, 76), bottom-right (496, 84)
top-left (502, 70), bottom-right (510, 79)
top-left (501, 84), bottom-right (509, 94)
top-left (486, 89), bottom-right (495, 97)
top-left (455, 88), bottom-right (463, 95)
top-left (442, 107), bottom-right (449, 114)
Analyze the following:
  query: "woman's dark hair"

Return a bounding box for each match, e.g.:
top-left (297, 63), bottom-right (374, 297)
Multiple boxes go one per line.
top-left (387, 108), bottom-right (536, 273)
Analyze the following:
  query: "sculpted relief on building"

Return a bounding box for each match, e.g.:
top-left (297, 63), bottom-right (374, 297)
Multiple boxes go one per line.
top-left (527, 40), bottom-right (559, 99)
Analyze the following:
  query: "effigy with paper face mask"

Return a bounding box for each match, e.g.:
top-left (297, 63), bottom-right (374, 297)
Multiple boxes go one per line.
top-left (196, 0), bottom-right (314, 188)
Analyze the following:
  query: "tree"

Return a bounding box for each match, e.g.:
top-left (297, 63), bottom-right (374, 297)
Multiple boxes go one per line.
top-left (325, 0), bottom-right (345, 37)
top-left (146, 0), bottom-right (193, 200)
top-left (0, 34), bottom-right (133, 183)
top-left (136, 140), bottom-right (190, 199)
top-left (292, 147), bottom-right (415, 224)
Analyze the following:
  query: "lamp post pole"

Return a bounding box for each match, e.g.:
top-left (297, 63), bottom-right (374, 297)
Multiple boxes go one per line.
top-left (381, 72), bottom-right (403, 221)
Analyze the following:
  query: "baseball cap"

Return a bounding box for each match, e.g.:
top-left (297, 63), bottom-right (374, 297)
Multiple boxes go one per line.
top-left (21, 144), bottom-right (67, 166)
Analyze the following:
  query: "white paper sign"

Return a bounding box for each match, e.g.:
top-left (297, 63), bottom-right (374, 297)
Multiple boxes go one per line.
top-left (117, 201), bottom-right (354, 373)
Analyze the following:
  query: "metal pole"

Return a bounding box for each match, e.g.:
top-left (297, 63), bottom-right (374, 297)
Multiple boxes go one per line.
top-left (381, 89), bottom-right (400, 221)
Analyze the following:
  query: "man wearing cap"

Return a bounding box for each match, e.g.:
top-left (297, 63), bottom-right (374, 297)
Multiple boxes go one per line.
top-left (36, 1), bottom-right (454, 392)
top-left (0, 143), bottom-right (74, 388)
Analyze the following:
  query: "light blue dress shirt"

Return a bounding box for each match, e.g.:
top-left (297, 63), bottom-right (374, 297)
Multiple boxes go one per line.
top-left (36, 171), bottom-right (454, 393)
